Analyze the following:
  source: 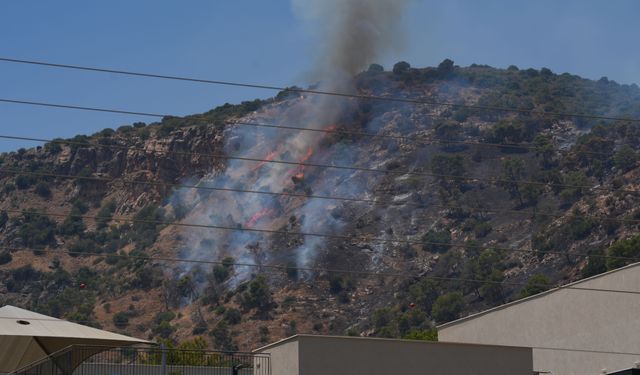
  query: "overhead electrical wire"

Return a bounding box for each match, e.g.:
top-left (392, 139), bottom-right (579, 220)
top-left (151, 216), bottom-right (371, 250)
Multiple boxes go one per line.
top-left (4, 246), bottom-right (640, 296)
top-left (0, 104), bottom-right (636, 194)
top-left (0, 167), bottom-right (638, 226)
top-left (1, 117), bottom-right (619, 159)
top-left (1, 56), bottom-right (639, 124)
top-left (3, 58), bottom-right (640, 340)
top-left (0, 208), bottom-right (635, 263)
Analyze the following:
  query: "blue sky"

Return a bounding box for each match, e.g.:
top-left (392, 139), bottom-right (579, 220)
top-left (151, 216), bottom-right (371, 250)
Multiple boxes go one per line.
top-left (1, 0), bottom-right (639, 151)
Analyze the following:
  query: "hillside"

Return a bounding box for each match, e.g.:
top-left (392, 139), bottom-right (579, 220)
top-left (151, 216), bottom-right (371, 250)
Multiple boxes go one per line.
top-left (2, 60), bottom-right (640, 350)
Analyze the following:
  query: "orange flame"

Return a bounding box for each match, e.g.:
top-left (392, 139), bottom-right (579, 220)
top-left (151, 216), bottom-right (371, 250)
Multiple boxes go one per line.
top-left (245, 208), bottom-right (275, 228)
top-left (292, 172), bottom-right (305, 184)
top-left (285, 147), bottom-right (314, 178)
top-left (252, 149), bottom-right (280, 172)
top-left (300, 147), bottom-right (313, 164)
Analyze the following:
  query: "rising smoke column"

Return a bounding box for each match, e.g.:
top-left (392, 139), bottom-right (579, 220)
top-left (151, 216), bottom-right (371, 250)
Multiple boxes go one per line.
top-left (172, 0), bottom-right (407, 284)
top-left (293, 0), bottom-right (406, 86)
top-left (286, 0), bottom-right (408, 271)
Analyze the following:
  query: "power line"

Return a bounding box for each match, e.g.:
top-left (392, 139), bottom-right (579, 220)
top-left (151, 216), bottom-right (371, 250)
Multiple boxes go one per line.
top-left (0, 109), bottom-right (619, 160)
top-left (5, 246), bottom-right (640, 296)
top-left (4, 245), bottom-right (640, 296)
top-left (2, 167), bottom-right (639, 226)
top-left (1, 209), bottom-right (636, 262)
top-left (0, 104), bottom-right (635, 194)
top-left (1, 56), bottom-right (639, 124)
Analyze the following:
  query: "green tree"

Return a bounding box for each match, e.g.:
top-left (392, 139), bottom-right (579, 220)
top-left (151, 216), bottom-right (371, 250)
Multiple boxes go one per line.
top-left (223, 308), bottom-right (242, 325)
top-left (34, 182), bottom-right (52, 198)
top-left (209, 321), bottom-right (237, 351)
top-left (437, 58), bottom-right (454, 77)
top-left (581, 250), bottom-right (607, 278)
top-left (422, 229), bottom-right (451, 253)
top-left (112, 312), bottom-right (129, 328)
top-left (519, 274), bottom-right (551, 298)
top-left (212, 257), bottom-right (234, 283)
top-left (613, 145), bottom-right (637, 172)
top-left (477, 248), bottom-right (505, 279)
top-left (408, 278), bottom-right (439, 312)
top-left (606, 235), bottom-right (640, 270)
top-left (0, 211), bottom-right (8, 228)
top-left (533, 134), bottom-right (556, 169)
top-left (96, 200), bottom-right (117, 229)
top-left (0, 251), bottom-right (12, 265)
top-left (239, 275), bottom-right (275, 313)
top-left (520, 183), bottom-right (543, 207)
top-left (489, 121), bottom-right (525, 145)
top-left (430, 154), bottom-right (466, 200)
top-left (392, 61), bottom-right (411, 74)
top-left (480, 269), bottom-right (505, 303)
top-left (18, 210), bottom-right (57, 247)
top-left (431, 154), bottom-right (465, 177)
top-left (564, 216), bottom-right (594, 240)
top-left (372, 308), bottom-right (393, 329)
top-left (435, 120), bottom-right (464, 151)
top-left (499, 158), bottom-right (525, 205)
top-left (558, 171), bottom-right (588, 206)
top-left (431, 292), bottom-right (465, 323)
top-left (15, 174), bottom-right (35, 190)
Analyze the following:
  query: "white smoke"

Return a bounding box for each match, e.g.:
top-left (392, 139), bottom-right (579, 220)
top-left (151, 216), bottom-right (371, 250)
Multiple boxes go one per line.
top-left (171, 0), bottom-right (408, 285)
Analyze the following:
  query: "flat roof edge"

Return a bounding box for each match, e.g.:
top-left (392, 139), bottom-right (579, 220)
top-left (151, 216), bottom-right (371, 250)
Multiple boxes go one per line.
top-left (253, 334), bottom-right (532, 352)
top-left (253, 334), bottom-right (301, 352)
top-left (437, 261), bottom-right (640, 330)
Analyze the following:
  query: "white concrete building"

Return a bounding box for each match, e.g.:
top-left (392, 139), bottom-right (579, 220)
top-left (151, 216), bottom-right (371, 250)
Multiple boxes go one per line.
top-left (438, 262), bottom-right (640, 375)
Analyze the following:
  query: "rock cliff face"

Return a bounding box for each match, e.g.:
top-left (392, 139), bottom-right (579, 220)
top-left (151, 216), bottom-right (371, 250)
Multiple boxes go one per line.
top-left (1, 62), bottom-right (640, 350)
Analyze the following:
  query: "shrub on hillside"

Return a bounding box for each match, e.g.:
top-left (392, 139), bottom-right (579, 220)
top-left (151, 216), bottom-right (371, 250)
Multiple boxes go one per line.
top-left (392, 61), bottom-right (411, 74)
top-left (96, 200), bottom-right (117, 229)
top-left (112, 312), bottom-right (129, 328)
top-left (15, 174), bottom-right (35, 190)
top-left (422, 229), bottom-right (451, 253)
top-left (431, 292), bottom-right (465, 323)
top-left (0, 211), bottom-right (8, 228)
top-left (128, 205), bottom-right (164, 249)
top-left (223, 308), bottom-right (242, 325)
top-left (17, 210), bottom-right (57, 247)
top-left (0, 251), bottom-right (12, 265)
top-left (238, 275), bottom-right (275, 313)
top-left (519, 274), bottom-right (551, 298)
top-left (606, 235), bottom-right (640, 270)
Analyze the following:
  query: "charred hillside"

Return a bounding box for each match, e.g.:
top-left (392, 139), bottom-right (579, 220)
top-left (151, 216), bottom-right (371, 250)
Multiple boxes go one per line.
top-left (2, 60), bottom-right (640, 349)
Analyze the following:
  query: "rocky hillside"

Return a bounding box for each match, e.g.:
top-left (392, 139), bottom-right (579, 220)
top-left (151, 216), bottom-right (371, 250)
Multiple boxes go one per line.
top-left (2, 60), bottom-right (640, 350)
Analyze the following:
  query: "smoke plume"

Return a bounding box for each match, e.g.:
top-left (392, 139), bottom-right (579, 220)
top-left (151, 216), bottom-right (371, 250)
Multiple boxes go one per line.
top-left (171, 0), bottom-right (408, 287)
top-left (293, 0), bottom-right (407, 85)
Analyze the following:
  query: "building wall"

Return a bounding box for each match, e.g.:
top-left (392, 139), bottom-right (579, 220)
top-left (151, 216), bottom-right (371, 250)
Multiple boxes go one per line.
top-left (255, 335), bottom-right (532, 375)
top-left (258, 339), bottom-right (298, 375)
top-left (438, 263), bottom-right (640, 375)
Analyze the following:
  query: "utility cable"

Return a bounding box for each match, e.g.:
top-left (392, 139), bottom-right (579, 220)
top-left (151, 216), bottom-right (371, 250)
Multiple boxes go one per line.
top-left (1, 167), bottom-right (639, 226)
top-left (1, 56), bottom-right (639, 124)
top-left (4, 246), bottom-right (640, 295)
top-left (0, 209), bottom-right (635, 263)
top-left (0, 97), bottom-right (629, 159)
top-left (0, 105), bottom-right (635, 194)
